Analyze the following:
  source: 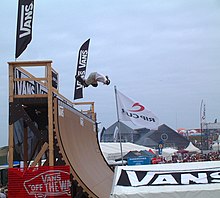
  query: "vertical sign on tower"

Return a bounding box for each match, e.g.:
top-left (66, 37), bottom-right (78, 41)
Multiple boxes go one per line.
top-left (15, 0), bottom-right (34, 58)
top-left (74, 39), bottom-right (90, 100)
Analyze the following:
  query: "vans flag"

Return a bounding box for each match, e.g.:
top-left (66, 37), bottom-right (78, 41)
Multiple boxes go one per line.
top-left (15, 0), bottom-right (34, 58)
top-left (74, 39), bottom-right (90, 100)
top-left (116, 89), bottom-right (159, 130)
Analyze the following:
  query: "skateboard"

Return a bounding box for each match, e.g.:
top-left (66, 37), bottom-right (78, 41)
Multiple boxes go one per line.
top-left (75, 75), bottom-right (88, 87)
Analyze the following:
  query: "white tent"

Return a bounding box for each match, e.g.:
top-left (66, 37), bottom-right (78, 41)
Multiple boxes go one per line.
top-left (162, 147), bottom-right (178, 160)
top-left (212, 136), bottom-right (220, 151)
top-left (110, 161), bottom-right (220, 198)
top-left (212, 142), bottom-right (220, 151)
top-left (100, 142), bottom-right (155, 161)
top-left (100, 143), bottom-right (179, 162)
top-left (185, 142), bottom-right (200, 153)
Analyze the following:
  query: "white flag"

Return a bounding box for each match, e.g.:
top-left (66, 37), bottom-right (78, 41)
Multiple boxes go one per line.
top-left (202, 104), bottom-right (206, 123)
top-left (116, 90), bottom-right (159, 130)
top-left (113, 126), bottom-right (119, 142)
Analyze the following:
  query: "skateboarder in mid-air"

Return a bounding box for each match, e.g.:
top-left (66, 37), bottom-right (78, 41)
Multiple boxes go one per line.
top-left (75, 72), bottom-right (110, 87)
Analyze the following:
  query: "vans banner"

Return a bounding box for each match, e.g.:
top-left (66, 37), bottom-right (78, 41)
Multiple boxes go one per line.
top-left (117, 168), bottom-right (220, 187)
top-left (8, 166), bottom-right (71, 197)
top-left (110, 161), bottom-right (220, 198)
top-left (74, 39), bottom-right (90, 100)
top-left (15, 0), bottom-right (34, 58)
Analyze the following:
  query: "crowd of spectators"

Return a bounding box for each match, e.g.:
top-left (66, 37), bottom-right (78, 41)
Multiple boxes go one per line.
top-left (152, 151), bottom-right (220, 164)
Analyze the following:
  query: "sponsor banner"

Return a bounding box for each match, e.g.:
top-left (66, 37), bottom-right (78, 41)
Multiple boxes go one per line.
top-left (74, 39), bottom-right (90, 100)
top-left (16, 0), bottom-right (34, 58)
top-left (111, 162), bottom-right (220, 198)
top-left (117, 169), bottom-right (220, 187)
top-left (114, 161), bottom-right (220, 190)
top-left (8, 166), bottom-right (71, 198)
top-left (52, 69), bottom-right (59, 89)
top-left (14, 68), bottom-right (59, 94)
top-left (14, 68), bottom-right (47, 95)
top-left (127, 157), bottom-right (151, 166)
top-left (14, 68), bottom-right (75, 109)
top-left (114, 162), bottom-right (220, 187)
top-left (116, 90), bottom-right (159, 129)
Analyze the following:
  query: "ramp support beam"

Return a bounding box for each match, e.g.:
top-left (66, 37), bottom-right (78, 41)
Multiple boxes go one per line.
top-left (8, 61), bottom-right (55, 168)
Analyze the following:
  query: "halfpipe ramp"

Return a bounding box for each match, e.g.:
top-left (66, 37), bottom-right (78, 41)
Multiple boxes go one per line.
top-left (54, 98), bottom-right (114, 197)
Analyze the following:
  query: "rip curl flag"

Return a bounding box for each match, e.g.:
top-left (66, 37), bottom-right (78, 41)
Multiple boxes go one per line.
top-left (15, 0), bottom-right (34, 59)
top-left (74, 39), bottom-right (90, 100)
top-left (116, 89), bottom-right (159, 130)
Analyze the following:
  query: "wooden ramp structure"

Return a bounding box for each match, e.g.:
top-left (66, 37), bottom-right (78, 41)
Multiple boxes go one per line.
top-left (8, 60), bottom-right (114, 198)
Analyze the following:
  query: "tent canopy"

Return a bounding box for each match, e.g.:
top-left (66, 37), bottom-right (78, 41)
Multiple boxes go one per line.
top-left (212, 142), bottom-right (220, 151)
top-left (115, 150), bottom-right (156, 161)
top-left (100, 142), bottom-right (154, 161)
top-left (185, 142), bottom-right (201, 153)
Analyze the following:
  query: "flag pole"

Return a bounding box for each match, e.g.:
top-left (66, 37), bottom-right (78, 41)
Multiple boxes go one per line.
top-left (200, 99), bottom-right (203, 154)
top-left (114, 86), bottom-right (124, 165)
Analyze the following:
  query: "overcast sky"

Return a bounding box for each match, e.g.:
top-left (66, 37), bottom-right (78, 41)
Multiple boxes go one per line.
top-left (1, 0), bottom-right (220, 146)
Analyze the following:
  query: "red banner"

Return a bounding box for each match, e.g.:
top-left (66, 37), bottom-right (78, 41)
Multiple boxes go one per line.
top-left (8, 166), bottom-right (71, 198)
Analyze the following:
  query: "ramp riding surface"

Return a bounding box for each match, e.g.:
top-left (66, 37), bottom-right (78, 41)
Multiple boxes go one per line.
top-left (54, 98), bottom-right (114, 198)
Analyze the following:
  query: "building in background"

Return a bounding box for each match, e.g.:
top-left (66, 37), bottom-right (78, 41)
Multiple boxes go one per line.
top-left (101, 122), bottom-right (190, 150)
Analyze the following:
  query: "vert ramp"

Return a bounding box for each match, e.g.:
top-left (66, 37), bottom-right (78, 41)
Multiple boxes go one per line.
top-left (54, 98), bottom-right (114, 198)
